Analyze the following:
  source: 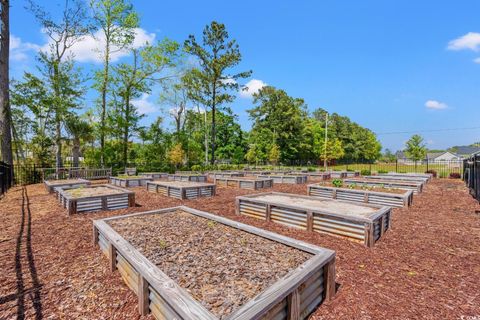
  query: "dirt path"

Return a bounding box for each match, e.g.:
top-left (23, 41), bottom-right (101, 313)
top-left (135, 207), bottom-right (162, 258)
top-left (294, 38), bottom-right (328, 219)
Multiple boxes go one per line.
top-left (0, 179), bottom-right (479, 319)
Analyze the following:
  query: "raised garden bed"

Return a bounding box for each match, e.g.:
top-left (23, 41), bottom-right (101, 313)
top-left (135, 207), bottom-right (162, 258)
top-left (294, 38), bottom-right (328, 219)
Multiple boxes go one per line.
top-left (344, 178), bottom-right (423, 194)
top-left (295, 172), bottom-right (331, 180)
top-left (93, 206), bottom-right (336, 319)
top-left (374, 174), bottom-right (430, 184)
top-left (139, 172), bottom-right (169, 179)
top-left (56, 184), bottom-right (135, 215)
top-left (329, 171), bottom-right (348, 179)
top-left (168, 174), bottom-right (208, 182)
top-left (257, 174), bottom-right (308, 184)
top-left (345, 171), bottom-right (360, 178)
top-left (214, 176), bottom-right (274, 190)
top-left (44, 178), bottom-right (91, 194)
top-left (380, 172), bottom-right (433, 182)
top-left (208, 172), bottom-right (245, 178)
top-left (110, 176), bottom-right (153, 187)
top-left (308, 184), bottom-right (414, 208)
top-left (146, 181), bottom-right (216, 199)
top-left (236, 192), bottom-right (392, 247)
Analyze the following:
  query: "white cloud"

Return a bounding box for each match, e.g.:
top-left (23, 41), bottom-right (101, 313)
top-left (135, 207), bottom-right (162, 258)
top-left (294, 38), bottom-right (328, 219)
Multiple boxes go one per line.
top-left (447, 32), bottom-right (480, 51)
top-left (425, 100), bottom-right (448, 110)
top-left (240, 79), bottom-right (267, 98)
top-left (474, 57), bottom-right (480, 64)
top-left (41, 28), bottom-right (155, 63)
top-left (10, 35), bottom-right (41, 61)
top-left (132, 93), bottom-right (157, 115)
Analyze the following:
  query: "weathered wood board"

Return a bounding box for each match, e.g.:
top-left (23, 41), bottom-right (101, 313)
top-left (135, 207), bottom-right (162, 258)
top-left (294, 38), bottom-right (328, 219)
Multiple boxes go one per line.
top-left (93, 206), bottom-right (336, 320)
top-left (139, 172), bottom-right (169, 179)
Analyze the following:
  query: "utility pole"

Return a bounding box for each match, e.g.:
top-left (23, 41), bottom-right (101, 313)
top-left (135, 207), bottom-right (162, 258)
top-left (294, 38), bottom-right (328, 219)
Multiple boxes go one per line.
top-left (204, 108), bottom-right (208, 166)
top-left (323, 112), bottom-right (329, 171)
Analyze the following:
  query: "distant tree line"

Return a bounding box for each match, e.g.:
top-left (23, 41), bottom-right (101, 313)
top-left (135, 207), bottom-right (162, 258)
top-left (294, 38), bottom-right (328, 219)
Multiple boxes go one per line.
top-left (6, 0), bottom-right (383, 171)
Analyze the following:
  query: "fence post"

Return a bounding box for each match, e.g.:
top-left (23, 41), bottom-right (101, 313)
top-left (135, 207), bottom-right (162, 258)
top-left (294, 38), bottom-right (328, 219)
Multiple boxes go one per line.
top-left (426, 158), bottom-right (429, 173)
top-left (395, 159), bottom-right (398, 173)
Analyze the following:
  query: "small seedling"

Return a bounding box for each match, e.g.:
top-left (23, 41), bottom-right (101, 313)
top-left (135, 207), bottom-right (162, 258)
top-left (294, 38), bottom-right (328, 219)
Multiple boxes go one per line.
top-left (159, 240), bottom-right (168, 249)
top-left (332, 179), bottom-right (343, 188)
top-left (207, 220), bottom-right (217, 228)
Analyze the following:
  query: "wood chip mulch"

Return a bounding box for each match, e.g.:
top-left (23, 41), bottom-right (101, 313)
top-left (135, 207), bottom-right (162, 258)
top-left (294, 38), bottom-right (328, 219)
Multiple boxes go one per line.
top-left (0, 179), bottom-right (479, 319)
top-left (108, 210), bottom-right (310, 318)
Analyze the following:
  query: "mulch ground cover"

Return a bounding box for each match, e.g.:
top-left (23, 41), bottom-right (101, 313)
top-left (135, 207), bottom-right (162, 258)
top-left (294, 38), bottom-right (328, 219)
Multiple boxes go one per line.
top-left (0, 179), bottom-right (479, 319)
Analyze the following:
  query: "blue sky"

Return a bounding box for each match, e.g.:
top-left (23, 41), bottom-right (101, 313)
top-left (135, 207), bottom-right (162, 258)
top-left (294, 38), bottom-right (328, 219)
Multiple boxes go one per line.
top-left (10, 0), bottom-right (480, 151)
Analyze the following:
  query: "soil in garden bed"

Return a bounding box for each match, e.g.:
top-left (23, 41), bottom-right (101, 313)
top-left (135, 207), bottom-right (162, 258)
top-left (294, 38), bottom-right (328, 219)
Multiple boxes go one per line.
top-left (251, 194), bottom-right (377, 217)
top-left (64, 186), bottom-right (125, 198)
top-left (45, 179), bottom-right (86, 185)
top-left (108, 210), bottom-right (311, 318)
top-left (316, 181), bottom-right (407, 194)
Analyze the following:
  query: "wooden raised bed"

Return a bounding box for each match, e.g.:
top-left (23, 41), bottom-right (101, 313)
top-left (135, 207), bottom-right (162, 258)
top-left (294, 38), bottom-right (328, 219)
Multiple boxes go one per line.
top-left (56, 184), bottom-right (135, 215)
top-left (308, 184), bottom-right (414, 208)
top-left (208, 171), bottom-right (245, 178)
top-left (44, 178), bottom-right (90, 194)
top-left (344, 178), bottom-right (423, 194)
top-left (380, 172), bottom-right (433, 182)
top-left (329, 171), bottom-right (347, 179)
top-left (168, 174), bottom-right (207, 182)
top-left (93, 206), bottom-right (336, 319)
top-left (236, 192), bottom-right (392, 247)
top-left (257, 174), bottom-right (308, 184)
top-left (146, 181), bottom-right (216, 199)
top-left (214, 176), bottom-right (274, 190)
top-left (110, 176), bottom-right (153, 187)
top-left (139, 172), bottom-right (169, 179)
top-left (374, 174), bottom-right (430, 184)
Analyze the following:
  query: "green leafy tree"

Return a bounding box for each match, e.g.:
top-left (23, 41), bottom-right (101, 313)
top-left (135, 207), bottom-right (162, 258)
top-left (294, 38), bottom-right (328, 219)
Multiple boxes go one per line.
top-left (318, 138), bottom-right (345, 164)
top-left (248, 86), bottom-right (307, 163)
top-left (65, 114), bottom-right (93, 167)
top-left (245, 144), bottom-right (262, 166)
top-left (110, 40), bottom-right (179, 167)
top-left (90, 0), bottom-right (138, 165)
top-left (28, 0), bottom-right (91, 168)
top-left (382, 148), bottom-right (396, 162)
top-left (405, 134), bottom-right (427, 169)
top-left (168, 143), bottom-right (184, 168)
top-left (268, 144), bottom-right (281, 166)
top-left (184, 21), bottom-right (251, 164)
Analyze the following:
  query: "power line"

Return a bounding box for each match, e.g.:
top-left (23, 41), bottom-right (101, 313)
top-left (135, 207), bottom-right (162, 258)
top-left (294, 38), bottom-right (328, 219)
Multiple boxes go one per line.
top-left (375, 126), bottom-right (480, 136)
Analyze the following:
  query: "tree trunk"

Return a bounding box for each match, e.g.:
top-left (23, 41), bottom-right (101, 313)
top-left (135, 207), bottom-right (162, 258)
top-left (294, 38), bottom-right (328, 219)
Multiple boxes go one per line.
top-left (211, 83), bottom-right (216, 165)
top-left (0, 0), bottom-right (13, 170)
top-left (100, 53), bottom-right (110, 167)
top-left (72, 137), bottom-right (80, 168)
top-left (123, 91), bottom-right (130, 169)
top-left (53, 61), bottom-right (63, 169)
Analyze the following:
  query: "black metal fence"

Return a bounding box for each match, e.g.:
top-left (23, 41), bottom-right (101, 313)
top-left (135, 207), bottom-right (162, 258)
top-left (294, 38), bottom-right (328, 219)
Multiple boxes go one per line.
top-left (463, 153), bottom-right (480, 202)
top-left (0, 161), bottom-right (13, 197)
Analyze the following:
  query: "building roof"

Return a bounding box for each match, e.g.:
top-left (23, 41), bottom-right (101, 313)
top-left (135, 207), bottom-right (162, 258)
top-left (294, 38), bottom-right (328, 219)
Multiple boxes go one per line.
top-left (453, 146), bottom-right (480, 156)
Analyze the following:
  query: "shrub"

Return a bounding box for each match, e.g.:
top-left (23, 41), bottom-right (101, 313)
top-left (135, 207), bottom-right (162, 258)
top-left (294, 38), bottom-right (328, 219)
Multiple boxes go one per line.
top-left (332, 179), bottom-right (343, 188)
top-left (425, 169), bottom-right (437, 178)
top-left (377, 169), bottom-right (388, 174)
top-left (361, 169), bottom-right (371, 176)
top-left (307, 167), bottom-right (316, 172)
top-left (191, 164), bottom-right (203, 172)
top-left (346, 169), bottom-right (354, 172)
top-left (449, 172), bottom-right (461, 179)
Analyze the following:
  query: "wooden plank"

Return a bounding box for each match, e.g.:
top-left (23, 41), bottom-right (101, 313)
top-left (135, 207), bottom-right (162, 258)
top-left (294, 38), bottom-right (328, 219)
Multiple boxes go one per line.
top-left (138, 275), bottom-right (149, 316)
top-left (324, 258), bottom-right (336, 301)
top-left (108, 243), bottom-right (117, 272)
top-left (287, 289), bottom-right (300, 320)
